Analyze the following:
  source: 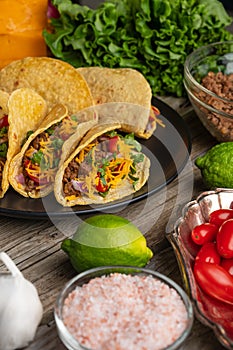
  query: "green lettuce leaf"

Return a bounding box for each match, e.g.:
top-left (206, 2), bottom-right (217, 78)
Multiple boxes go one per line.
top-left (43, 0), bottom-right (233, 97)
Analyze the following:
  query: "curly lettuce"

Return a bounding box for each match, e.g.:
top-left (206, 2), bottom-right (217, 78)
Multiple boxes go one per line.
top-left (43, 0), bottom-right (233, 97)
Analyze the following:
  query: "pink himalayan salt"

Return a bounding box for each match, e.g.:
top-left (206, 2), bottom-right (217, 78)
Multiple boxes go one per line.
top-left (62, 273), bottom-right (188, 350)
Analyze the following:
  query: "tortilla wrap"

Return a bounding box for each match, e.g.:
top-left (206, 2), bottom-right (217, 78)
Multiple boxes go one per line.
top-left (0, 88), bottom-right (47, 198)
top-left (77, 67), bottom-right (163, 139)
top-left (9, 104), bottom-right (97, 198)
top-left (0, 57), bottom-right (94, 114)
top-left (54, 123), bottom-right (150, 207)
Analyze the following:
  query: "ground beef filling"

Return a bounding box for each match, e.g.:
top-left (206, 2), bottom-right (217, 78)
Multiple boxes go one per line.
top-left (63, 159), bottom-right (81, 196)
top-left (0, 157), bottom-right (5, 191)
top-left (62, 136), bottom-right (114, 197)
top-left (195, 71), bottom-right (233, 140)
top-left (22, 132), bottom-right (48, 192)
top-left (63, 144), bottom-right (101, 197)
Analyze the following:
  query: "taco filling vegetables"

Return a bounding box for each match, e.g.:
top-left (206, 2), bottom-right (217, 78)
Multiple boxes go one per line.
top-left (62, 131), bottom-right (147, 202)
top-left (0, 114), bottom-right (9, 191)
top-left (18, 115), bottom-right (83, 193)
top-left (147, 105), bottom-right (163, 134)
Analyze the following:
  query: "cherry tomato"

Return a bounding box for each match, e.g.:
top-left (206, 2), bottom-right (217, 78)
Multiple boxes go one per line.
top-left (108, 136), bottom-right (119, 153)
top-left (96, 174), bottom-right (108, 193)
top-left (191, 223), bottom-right (218, 245)
top-left (221, 258), bottom-right (233, 276)
top-left (193, 261), bottom-right (233, 305)
top-left (209, 208), bottom-right (233, 227)
top-left (195, 242), bottom-right (221, 264)
top-left (217, 219), bottom-right (233, 259)
top-left (0, 115), bottom-right (8, 128)
top-left (24, 159), bottom-right (48, 185)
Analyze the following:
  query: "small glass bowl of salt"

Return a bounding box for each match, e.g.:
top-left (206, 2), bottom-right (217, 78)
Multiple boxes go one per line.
top-left (54, 265), bottom-right (193, 350)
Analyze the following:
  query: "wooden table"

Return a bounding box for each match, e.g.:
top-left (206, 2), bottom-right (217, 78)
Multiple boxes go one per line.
top-left (0, 94), bottom-right (229, 350)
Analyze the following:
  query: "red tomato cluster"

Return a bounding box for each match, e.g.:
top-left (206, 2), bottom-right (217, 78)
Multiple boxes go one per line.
top-left (191, 208), bottom-right (233, 305)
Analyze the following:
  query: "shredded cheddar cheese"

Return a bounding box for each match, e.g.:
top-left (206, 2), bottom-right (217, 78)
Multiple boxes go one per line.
top-left (75, 142), bottom-right (96, 164)
top-left (25, 147), bottom-right (36, 159)
top-left (102, 158), bottom-right (133, 189)
top-left (65, 194), bottom-right (78, 202)
top-left (22, 115), bottom-right (80, 191)
top-left (65, 133), bottom-right (142, 201)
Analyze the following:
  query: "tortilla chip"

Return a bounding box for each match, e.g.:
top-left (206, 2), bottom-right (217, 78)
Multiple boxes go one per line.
top-left (9, 104), bottom-right (97, 198)
top-left (0, 57), bottom-right (94, 114)
top-left (54, 123), bottom-right (150, 207)
top-left (77, 67), bottom-right (157, 138)
top-left (0, 90), bottom-right (9, 117)
top-left (0, 87), bottom-right (47, 198)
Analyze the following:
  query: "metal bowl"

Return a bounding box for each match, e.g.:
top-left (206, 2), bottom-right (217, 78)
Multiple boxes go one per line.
top-left (166, 188), bottom-right (233, 349)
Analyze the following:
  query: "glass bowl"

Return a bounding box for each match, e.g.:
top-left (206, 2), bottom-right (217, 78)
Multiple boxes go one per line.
top-left (54, 265), bottom-right (193, 350)
top-left (167, 188), bottom-right (233, 349)
top-left (184, 41), bottom-right (233, 142)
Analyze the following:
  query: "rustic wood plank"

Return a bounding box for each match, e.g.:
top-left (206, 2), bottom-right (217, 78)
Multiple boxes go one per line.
top-left (0, 100), bottom-right (228, 350)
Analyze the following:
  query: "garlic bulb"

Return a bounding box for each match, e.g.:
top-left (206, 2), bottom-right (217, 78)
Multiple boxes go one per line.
top-left (0, 252), bottom-right (43, 350)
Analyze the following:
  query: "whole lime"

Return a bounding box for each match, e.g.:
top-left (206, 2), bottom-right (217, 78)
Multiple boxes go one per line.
top-left (195, 142), bottom-right (233, 188)
top-left (61, 214), bottom-right (153, 272)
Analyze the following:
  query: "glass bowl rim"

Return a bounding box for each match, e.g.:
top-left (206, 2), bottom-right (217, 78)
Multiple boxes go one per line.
top-left (184, 40), bottom-right (233, 105)
top-left (183, 79), bottom-right (233, 120)
top-left (166, 188), bottom-right (233, 349)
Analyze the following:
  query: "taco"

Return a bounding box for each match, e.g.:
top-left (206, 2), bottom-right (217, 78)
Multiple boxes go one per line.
top-left (0, 88), bottom-right (47, 198)
top-left (77, 67), bottom-right (163, 139)
top-left (0, 90), bottom-right (10, 197)
top-left (9, 104), bottom-right (97, 198)
top-left (0, 57), bottom-right (94, 114)
top-left (54, 123), bottom-right (150, 207)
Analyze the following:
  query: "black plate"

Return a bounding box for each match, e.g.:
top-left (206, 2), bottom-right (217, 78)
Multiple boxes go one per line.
top-left (0, 97), bottom-right (191, 219)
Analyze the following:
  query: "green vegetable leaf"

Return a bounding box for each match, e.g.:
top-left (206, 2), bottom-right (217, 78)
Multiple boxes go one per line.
top-left (31, 150), bottom-right (49, 171)
top-left (0, 127), bottom-right (8, 137)
top-left (131, 153), bottom-right (144, 164)
top-left (44, 0), bottom-right (233, 97)
top-left (124, 133), bottom-right (142, 152)
top-left (0, 143), bottom-right (7, 158)
top-left (51, 138), bottom-right (64, 149)
top-left (71, 115), bottom-right (78, 121)
top-left (31, 150), bottom-right (44, 164)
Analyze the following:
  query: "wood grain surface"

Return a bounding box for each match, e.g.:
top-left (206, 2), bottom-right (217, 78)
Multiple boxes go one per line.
top-left (0, 93), bottom-right (228, 350)
top-left (2, 5), bottom-right (232, 347)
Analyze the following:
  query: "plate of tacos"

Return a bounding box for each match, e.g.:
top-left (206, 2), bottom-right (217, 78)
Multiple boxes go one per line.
top-left (0, 59), bottom-right (191, 219)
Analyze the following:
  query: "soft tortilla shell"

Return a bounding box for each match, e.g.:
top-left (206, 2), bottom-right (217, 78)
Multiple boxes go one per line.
top-left (1, 88), bottom-right (47, 198)
top-left (54, 123), bottom-right (150, 207)
top-left (0, 90), bottom-right (9, 118)
top-left (9, 104), bottom-right (97, 198)
top-left (0, 57), bottom-right (94, 114)
top-left (77, 67), bottom-right (154, 138)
